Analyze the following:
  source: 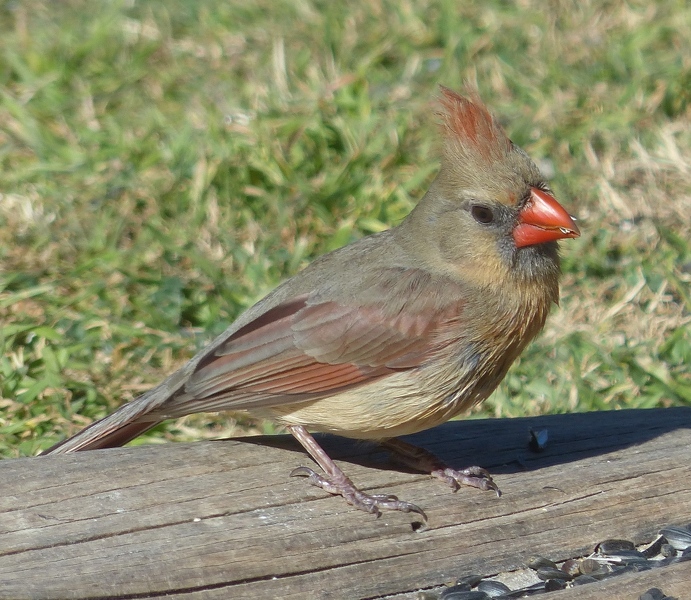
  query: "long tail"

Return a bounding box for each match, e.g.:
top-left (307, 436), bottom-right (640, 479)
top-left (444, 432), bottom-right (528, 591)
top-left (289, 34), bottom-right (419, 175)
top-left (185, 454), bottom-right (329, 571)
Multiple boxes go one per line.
top-left (41, 362), bottom-right (197, 455)
top-left (41, 419), bottom-right (159, 454)
top-left (40, 390), bottom-right (165, 454)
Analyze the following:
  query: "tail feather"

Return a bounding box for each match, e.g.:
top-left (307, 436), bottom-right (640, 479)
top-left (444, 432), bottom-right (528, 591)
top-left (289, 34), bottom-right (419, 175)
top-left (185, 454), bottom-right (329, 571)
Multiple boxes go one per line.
top-left (40, 295), bottom-right (278, 455)
top-left (41, 419), bottom-right (159, 454)
top-left (40, 360), bottom-right (199, 455)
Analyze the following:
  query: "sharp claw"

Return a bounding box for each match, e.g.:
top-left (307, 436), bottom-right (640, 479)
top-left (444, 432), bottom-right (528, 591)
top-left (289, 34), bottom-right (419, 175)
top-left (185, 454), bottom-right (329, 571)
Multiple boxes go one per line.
top-left (431, 466), bottom-right (501, 497)
top-left (369, 493), bottom-right (399, 502)
top-left (291, 465), bottom-right (427, 528)
top-left (410, 505), bottom-right (428, 523)
top-left (290, 466), bottom-right (316, 478)
top-left (287, 427), bottom-right (428, 529)
top-left (382, 439), bottom-right (499, 500)
top-left (477, 473), bottom-right (502, 497)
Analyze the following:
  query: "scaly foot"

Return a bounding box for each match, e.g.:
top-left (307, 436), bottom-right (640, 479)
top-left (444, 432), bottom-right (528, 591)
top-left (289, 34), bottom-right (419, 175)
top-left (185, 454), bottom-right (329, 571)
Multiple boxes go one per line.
top-left (288, 425), bottom-right (428, 527)
top-left (291, 466), bottom-right (427, 522)
top-left (382, 438), bottom-right (501, 496)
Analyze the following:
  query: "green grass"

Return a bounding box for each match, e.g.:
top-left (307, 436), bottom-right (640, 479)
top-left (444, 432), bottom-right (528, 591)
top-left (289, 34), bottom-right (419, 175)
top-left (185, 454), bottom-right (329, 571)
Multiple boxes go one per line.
top-left (1, 0), bottom-right (689, 457)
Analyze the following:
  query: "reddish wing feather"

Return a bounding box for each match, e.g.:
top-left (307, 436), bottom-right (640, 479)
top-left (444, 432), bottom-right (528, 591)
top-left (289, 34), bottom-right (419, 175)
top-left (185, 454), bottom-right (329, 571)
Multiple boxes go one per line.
top-left (184, 274), bottom-right (461, 405)
top-left (185, 298), bottom-right (386, 401)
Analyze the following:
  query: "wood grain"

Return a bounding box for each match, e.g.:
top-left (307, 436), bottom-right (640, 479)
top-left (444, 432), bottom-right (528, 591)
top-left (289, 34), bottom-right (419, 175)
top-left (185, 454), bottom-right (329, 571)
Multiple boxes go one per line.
top-left (1, 407), bottom-right (689, 599)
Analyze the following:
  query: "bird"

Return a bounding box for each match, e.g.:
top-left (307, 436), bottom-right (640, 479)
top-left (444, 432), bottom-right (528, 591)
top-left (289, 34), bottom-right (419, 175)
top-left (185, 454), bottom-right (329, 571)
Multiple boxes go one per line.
top-left (42, 86), bottom-right (580, 524)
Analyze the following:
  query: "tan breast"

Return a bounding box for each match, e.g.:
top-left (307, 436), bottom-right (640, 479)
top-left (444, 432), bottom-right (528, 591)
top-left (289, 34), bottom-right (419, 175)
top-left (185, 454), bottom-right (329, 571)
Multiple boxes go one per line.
top-left (265, 280), bottom-right (553, 440)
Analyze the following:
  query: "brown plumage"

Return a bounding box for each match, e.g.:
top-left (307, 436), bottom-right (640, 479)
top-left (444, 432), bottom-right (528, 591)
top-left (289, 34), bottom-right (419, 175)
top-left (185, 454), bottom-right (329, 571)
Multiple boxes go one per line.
top-left (42, 87), bottom-right (579, 524)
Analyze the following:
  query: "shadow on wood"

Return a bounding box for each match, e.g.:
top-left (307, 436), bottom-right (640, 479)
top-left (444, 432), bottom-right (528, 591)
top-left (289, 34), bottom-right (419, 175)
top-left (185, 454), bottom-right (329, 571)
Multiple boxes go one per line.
top-left (0, 407), bottom-right (689, 599)
top-left (248, 405), bottom-right (691, 475)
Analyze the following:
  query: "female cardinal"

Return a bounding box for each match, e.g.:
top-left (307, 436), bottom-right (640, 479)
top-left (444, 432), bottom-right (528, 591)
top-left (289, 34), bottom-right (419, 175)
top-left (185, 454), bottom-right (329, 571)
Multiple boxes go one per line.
top-left (43, 87), bottom-right (579, 524)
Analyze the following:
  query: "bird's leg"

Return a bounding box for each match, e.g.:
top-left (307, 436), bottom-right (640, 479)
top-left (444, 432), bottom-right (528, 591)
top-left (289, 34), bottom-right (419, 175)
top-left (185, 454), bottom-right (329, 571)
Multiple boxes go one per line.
top-left (288, 425), bottom-right (428, 524)
top-left (382, 438), bottom-right (501, 497)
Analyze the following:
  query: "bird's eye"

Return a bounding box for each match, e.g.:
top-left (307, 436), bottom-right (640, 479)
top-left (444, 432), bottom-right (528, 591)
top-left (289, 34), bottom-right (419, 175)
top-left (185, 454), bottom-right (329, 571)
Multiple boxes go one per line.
top-left (471, 204), bottom-right (494, 224)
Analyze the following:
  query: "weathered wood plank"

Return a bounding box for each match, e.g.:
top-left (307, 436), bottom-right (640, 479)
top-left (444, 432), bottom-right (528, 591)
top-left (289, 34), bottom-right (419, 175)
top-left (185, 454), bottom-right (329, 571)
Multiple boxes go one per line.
top-left (0, 407), bottom-right (689, 599)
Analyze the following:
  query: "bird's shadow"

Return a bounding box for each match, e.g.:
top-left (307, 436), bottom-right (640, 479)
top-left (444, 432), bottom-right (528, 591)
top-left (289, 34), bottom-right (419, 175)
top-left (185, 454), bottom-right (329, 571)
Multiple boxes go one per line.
top-left (235, 407), bottom-right (691, 476)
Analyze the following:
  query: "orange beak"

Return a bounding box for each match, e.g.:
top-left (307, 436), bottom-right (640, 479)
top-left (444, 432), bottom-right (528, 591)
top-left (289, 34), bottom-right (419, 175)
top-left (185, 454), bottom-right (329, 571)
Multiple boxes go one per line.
top-left (513, 187), bottom-right (580, 248)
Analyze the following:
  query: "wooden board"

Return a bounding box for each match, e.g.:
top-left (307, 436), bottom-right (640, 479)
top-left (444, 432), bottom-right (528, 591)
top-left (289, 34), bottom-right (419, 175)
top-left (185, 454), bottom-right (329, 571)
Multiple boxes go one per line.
top-left (1, 407), bottom-right (690, 599)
